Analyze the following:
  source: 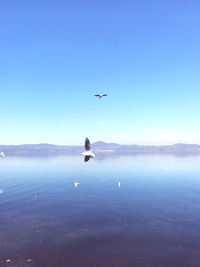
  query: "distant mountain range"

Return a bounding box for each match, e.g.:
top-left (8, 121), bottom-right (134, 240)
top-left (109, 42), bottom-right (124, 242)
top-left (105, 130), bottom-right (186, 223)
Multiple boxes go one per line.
top-left (1, 142), bottom-right (200, 156)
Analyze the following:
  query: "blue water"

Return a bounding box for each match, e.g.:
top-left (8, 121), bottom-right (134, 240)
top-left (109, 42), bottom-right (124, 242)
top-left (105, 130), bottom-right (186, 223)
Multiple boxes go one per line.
top-left (0, 155), bottom-right (200, 266)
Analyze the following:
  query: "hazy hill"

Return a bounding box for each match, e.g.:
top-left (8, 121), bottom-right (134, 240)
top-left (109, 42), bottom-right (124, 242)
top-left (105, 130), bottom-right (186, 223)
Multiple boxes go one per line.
top-left (1, 142), bottom-right (200, 156)
top-left (92, 141), bottom-right (120, 150)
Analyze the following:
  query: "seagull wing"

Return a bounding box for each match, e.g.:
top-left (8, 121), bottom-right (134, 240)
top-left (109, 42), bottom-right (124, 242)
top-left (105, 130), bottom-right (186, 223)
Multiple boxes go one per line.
top-left (102, 94), bottom-right (107, 96)
top-left (94, 94), bottom-right (100, 97)
top-left (85, 137), bottom-right (91, 151)
top-left (84, 155), bottom-right (90, 162)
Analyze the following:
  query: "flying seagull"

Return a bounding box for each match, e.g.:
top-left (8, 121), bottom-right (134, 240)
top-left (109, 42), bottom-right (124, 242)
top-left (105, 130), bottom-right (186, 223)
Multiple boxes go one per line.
top-left (0, 152), bottom-right (5, 158)
top-left (94, 94), bottom-right (108, 99)
top-left (81, 137), bottom-right (95, 162)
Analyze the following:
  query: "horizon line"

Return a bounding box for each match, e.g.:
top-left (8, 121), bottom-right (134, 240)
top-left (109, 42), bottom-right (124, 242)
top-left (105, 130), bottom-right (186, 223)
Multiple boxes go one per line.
top-left (0, 142), bottom-right (200, 147)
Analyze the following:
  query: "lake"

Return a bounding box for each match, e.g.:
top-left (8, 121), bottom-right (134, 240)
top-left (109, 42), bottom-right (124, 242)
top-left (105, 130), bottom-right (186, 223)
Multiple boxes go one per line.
top-left (0, 155), bottom-right (200, 266)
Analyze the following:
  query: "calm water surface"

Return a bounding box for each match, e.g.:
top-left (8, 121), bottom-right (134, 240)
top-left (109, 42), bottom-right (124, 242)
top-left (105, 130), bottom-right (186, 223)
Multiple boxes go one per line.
top-left (0, 155), bottom-right (200, 266)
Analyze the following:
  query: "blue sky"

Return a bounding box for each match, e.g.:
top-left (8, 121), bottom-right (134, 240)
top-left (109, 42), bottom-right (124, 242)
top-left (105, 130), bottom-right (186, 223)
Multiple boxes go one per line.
top-left (1, 0), bottom-right (200, 145)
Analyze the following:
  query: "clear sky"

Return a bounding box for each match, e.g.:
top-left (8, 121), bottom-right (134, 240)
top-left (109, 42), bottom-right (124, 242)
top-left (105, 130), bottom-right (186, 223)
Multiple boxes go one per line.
top-left (1, 0), bottom-right (200, 145)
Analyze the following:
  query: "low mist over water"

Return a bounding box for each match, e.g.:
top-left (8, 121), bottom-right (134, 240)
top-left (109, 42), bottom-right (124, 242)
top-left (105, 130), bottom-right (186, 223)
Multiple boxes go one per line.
top-left (0, 155), bottom-right (200, 266)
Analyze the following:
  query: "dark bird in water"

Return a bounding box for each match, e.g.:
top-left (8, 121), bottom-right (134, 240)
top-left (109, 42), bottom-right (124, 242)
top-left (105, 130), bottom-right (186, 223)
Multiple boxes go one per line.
top-left (81, 137), bottom-right (95, 162)
top-left (94, 94), bottom-right (108, 99)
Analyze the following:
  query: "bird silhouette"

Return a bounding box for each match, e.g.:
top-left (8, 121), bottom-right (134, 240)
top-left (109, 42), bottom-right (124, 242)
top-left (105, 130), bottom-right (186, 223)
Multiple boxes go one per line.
top-left (94, 94), bottom-right (108, 99)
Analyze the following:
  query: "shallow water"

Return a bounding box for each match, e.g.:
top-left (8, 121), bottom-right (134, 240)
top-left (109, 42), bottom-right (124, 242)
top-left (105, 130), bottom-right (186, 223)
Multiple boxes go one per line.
top-left (0, 155), bottom-right (200, 266)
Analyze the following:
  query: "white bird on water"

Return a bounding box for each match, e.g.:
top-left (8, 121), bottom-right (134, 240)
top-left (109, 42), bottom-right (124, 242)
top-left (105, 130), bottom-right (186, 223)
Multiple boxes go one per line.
top-left (118, 182), bottom-right (121, 188)
top-left (0, 188), bottom-right (4, 194)
top-left (74, 182), bottom-right (80, 188)
top-left (0, 152), bottom-right (5, 158)
top-left (81, 137), bottom-right (95, 162)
